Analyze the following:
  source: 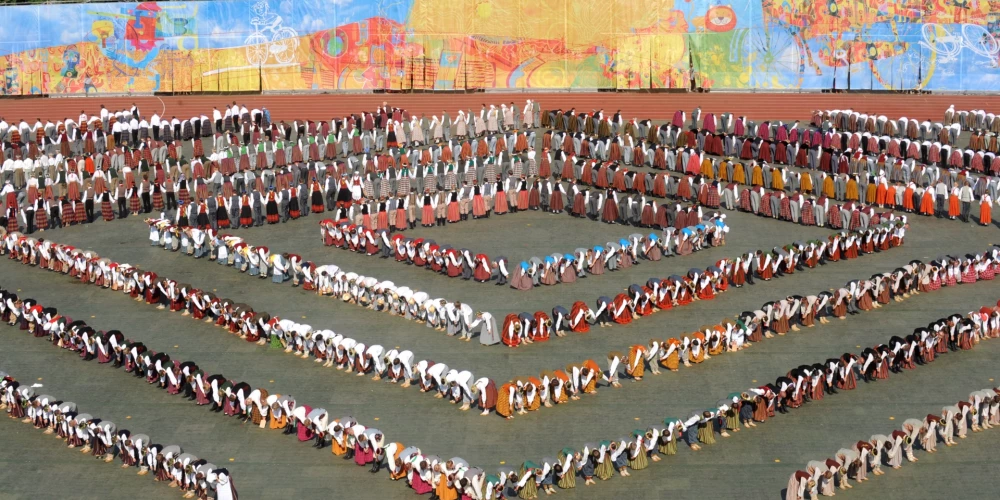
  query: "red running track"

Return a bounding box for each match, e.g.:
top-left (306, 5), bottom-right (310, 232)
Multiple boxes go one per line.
top-left (5, 92), bottom-right (1000, 123)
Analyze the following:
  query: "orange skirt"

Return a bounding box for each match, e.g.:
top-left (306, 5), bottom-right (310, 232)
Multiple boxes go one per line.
top-left (708, 341), bottom-right (724, 356)
top-left (496, 394), bottom-right (513, 417)
top-left (875, 184), bottom-right (887, 205)
top-left (526, 396), bottom-right (541, 411)
top-left (554, 388), bottom-right (569, 404)
top-left (627, 351), bottom-right (645, 378)
top-left (661, 351), bottom-right (679, 370)
top-left (919, 193), bottom-right (934, 215)
top-left (390, 462), bottom-right (408, 481)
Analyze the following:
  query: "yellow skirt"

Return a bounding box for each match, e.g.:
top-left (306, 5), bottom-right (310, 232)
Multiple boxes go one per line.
top-left (823, 177), bottom-right (835, 198)
top-left (701, 159), bottom-right (714, 179)
top-left (389, 444), bottom-right (406, 480)
top-left (846, 182), bottom-right (859, 201)
top-left (331, 436), bottom-right (348, 456)
top-left (437, 476), bottom-right (459, 500)
top-left (269, 414), bottom-right (287, 430)
top-left (733, 165), bottom-right (746, 184)
top-left (800, 174), bottom-right (813, 193)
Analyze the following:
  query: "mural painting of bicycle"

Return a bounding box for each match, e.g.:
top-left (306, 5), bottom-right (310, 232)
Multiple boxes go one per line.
top-left (921, 23), bottom-right (1000, 68)
top-left (244, 0), bottom-right (300, 66)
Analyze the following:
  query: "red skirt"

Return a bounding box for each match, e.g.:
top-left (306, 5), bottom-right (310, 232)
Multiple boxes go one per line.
top-left (517, 191), bottom-right (529, 210)
top-left (705, 188), bottom-right (720, 208)
top-left (220, 157), bottom-right (236, 175)
top-left (539, 160), bottom-right (551, 178)
top-left (613, 306), bottom-right (633, 324)
top-left (75, 203), bottom-right (87, 223)
top-left (640, 206), bottom-right (654, 226)
top-left (738, 190), bottom-right (752, 211)
top-left (801, 203), bottom-right (815, 225)
top-left (562, 161), bottom-right (575, 180)
top-left (35, 209), bottom-right (48, 230)
top-left (601, 200), bottom-right (619, 223)
top-left (101, 200), bottom-right (114, 221)
top-left (833, 302), bottom-right (847, 317)
top-left (395, 209), bottom-right (408, 230)
top-left (421, 205), bottom-right (434, 225)
top-left (759, 266), bottom-right (773, 280)
top-left (472, 195), bottom-right (487, 216)
top-left (528, 188), bottom-right (540, 209)
top-left (376, 212), bottom-right (389, 230)
top-left (494, 192), bottom-right (508, 214)
top-left (572, 194), bottom-right (586, 216)
top-left (827, 206), bottom-right (841, 228)
top-left (731, 267), bottom-right (746, 286)
top-left (447, 202), bottom-right (460, 222)
top-left (551, 192), bottom-right (564, 212)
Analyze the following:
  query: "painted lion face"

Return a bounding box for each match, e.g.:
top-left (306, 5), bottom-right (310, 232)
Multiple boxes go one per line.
top-left (705, 6), bottom-right (737, 32)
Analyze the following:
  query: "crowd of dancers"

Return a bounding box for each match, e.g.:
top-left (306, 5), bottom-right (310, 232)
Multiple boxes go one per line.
top-left (1, 367), bottom-right (236, 500)
top-left (3, 225), bottom-right (998, 498)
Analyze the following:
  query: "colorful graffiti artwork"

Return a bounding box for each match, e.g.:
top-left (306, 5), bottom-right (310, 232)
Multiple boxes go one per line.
top-left (0, 0), bottom-right (996, 94)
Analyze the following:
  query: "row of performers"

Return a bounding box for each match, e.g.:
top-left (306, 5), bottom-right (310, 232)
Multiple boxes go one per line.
top-left (0, 367), bottom-right (235, 499)
top-left (788, 387), bottom-right (1000, 499)
top-left (319, 216), bottom-right (726, 289)
top-left (3, 273), bottom-right (995, 499)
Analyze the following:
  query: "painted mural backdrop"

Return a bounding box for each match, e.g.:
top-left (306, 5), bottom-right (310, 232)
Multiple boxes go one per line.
top-left (0, 0), bottom-right (996, 94)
